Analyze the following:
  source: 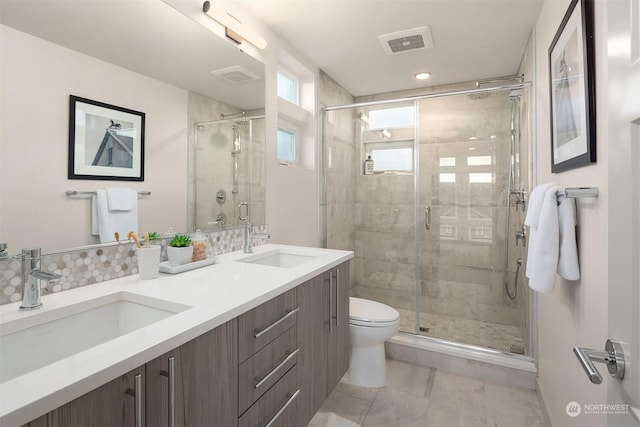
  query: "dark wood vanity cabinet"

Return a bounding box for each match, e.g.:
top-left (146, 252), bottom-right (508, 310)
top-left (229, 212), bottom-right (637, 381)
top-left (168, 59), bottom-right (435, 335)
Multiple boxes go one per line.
top-left (25, 366), bottom-right (146, 427)
top-left (22, 261), bottom-right (350, 427)
top-left (237, 288), bottom-right (300, 426)
top-left (24, 320), bottom-right (237, 427)
top-left (297, 262), bottom-right (350, 426)
top-left (145, 320), bottom-right (237, 427)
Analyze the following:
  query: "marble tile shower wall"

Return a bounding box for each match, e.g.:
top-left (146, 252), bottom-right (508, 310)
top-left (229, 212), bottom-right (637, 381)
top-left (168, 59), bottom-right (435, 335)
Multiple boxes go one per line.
top-left (320, 70), bottom-right (356, 253)
top-left (0, 225), bottom-right (268, 306)
top-left (188, 92), bottom-right (266, 232)
top-left (352, 90), bottom-right (520, 327)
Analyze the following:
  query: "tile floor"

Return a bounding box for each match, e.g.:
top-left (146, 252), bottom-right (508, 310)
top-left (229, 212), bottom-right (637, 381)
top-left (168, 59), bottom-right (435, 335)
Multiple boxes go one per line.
top-left (398, 309), bottom-right (527, 355)
top-left (309, 359), bottom-right (546, 427)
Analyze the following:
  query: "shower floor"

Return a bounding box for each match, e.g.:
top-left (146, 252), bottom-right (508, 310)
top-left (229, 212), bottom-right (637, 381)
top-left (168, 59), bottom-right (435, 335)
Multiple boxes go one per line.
top-left (397, 309), bottom-right (526, 354)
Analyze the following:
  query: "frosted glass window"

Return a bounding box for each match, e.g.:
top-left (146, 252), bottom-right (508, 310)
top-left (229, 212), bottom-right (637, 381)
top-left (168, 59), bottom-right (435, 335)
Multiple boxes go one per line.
top-left (368, 106), bottom-right (414, 129)
top-left (440, 173), bottom-right (456, 183)
top-left (370, 146), bottom-right (413, 172)
top-left (277, 128), bottom-right (297, 164)
top-left (469, 173), bottom-right (492, 183)
top-left (467, 156), bottom-right (492, 166)
top-left (439, 157), bottom-right (456, 167)
top-left (277, 71), bottom-right (298, 105)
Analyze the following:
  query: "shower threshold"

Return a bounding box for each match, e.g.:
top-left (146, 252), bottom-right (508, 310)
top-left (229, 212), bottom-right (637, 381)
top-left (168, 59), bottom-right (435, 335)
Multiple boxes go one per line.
top-left (386, 332), bottom-right (536, 389)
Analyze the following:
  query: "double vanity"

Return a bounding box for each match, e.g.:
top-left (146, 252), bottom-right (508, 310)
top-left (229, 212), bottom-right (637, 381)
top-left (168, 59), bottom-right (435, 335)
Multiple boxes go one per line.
top-left (0, 244), bottom-right (353, 427)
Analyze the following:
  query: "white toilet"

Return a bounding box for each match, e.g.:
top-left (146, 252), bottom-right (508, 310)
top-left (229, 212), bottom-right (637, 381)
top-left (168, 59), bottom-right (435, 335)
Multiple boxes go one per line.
top-left (346, 297), bottom-right (400, 388)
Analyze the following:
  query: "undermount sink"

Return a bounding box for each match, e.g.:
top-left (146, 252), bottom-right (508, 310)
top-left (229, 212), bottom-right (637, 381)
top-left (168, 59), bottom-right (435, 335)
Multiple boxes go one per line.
top-left (0, 292), bottom-right (190, 383)
top-left (236, 249), bottom-right (318, 268)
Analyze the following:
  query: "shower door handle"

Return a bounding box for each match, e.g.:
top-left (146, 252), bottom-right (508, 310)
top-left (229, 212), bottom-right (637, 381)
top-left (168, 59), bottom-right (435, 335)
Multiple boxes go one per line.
top-left (425, 206), bottom-right (431, 230)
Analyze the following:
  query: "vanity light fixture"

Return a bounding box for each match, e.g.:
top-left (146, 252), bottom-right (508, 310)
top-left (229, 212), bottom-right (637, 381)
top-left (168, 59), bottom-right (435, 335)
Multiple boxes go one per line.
top-left (202, 1), bottom-right (267, 50)
top-left (415, 72), bottom-right (431, 80)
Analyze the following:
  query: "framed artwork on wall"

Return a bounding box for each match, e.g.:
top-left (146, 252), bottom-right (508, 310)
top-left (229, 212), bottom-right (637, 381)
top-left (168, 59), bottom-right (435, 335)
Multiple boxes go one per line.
top-left (548, 0), bottom-right (596, 173)
top-left (68, 95), bottom-right (145, 181)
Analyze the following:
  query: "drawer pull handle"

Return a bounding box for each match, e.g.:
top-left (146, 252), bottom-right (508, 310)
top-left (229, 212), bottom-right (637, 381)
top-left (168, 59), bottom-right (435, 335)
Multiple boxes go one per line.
top-left (160, 356), bottom-right (175, 427)
top-left (126, 374), bottom-right (143, 427)
top-left (335, 269), bottom-right (340, 327)
top-left (264, 389), bottom-right (301, 427)
top-left (253, 307), bottom-right (300, 338)
top-left (254, 348), bottom-right (300, 389)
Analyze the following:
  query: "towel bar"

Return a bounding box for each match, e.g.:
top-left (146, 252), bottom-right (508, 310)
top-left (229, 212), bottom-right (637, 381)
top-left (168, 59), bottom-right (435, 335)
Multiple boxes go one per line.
top-left (66, 190), bottom-right (151, 197)
top-left (555, 187), bottom-right (599, 199)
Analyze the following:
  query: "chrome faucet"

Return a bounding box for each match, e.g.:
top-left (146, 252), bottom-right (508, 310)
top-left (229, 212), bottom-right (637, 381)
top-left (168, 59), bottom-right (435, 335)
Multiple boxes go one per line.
top-left (20, 248), bottom-right (61, 311)
top-left (0, 243), bottom-right (9, 260)
top-left (243, 222), bottom-right (270, 254)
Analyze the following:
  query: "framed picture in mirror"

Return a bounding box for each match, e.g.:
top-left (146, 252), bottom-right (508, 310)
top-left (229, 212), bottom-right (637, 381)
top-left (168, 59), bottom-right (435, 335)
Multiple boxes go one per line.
top-left (68, 95), bottom-right (145, 181)
top-left (548, 0), bottom-right (596, 173)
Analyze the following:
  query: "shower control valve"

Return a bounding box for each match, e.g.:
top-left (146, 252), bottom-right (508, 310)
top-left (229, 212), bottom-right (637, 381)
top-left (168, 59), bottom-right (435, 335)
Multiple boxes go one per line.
top-left (515, 227), bottom-right (526, 247)
top-left (512, 189), bottom-right (526, 212)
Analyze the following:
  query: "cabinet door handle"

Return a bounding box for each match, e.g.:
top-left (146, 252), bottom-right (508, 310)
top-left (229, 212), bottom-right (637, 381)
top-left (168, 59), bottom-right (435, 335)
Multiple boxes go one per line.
top-left (264, 389), bottom-right (301, 427)
top-left (334, 269), bottom-right (340, 327)
top-left (254, 348), bottom-right (300, 389)
top-left (126, 374), bottom-right (143, 427)
top-left (425, 206), bottom-right (431, 230)
top-left (160, 357), bottom-right (176, 427)
top-left (328, 272), bottom-right (333, 333)
top-left (253, 307), bottom-right (300, 338)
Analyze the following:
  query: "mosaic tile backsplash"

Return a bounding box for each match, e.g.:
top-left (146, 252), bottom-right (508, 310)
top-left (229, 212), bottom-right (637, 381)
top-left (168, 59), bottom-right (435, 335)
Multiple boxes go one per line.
top-left (0, 225), bottom-right (268, 306)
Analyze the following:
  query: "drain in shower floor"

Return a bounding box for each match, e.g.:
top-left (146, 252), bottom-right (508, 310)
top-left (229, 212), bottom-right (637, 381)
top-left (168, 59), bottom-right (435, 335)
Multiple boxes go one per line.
top-left (510, 344), bottom-right (525, 354)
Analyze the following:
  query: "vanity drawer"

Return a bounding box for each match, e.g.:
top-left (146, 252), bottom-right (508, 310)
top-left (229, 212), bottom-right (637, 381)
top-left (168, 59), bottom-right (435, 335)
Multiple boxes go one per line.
top-left (238, 288), bottom-right (298, 362)
top-left (239, 326), bottom-right (298, 415)
top-left (238, 365), bottom-right (299, 427)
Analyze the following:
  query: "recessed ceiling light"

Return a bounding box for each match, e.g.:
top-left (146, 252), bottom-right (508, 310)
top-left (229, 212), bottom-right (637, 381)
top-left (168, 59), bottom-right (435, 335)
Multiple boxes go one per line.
top-left (415, 72), bottom-right (431, 80)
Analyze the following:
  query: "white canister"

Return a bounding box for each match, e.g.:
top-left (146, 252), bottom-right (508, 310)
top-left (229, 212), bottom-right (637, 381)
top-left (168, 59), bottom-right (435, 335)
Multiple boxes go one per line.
top-left (136, 245), bottom-right (161, 279)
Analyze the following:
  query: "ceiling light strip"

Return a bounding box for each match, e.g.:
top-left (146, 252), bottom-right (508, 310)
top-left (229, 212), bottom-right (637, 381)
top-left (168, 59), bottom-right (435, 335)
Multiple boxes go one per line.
top-left (202, 1), bottom-right (267, 50)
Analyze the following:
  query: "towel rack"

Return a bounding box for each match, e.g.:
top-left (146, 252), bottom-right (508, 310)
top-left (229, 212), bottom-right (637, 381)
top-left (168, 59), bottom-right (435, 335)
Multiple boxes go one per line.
top-left (66, 190), bottom-right (151, 197)
top-left (555, 187), bottom-right (599, 199)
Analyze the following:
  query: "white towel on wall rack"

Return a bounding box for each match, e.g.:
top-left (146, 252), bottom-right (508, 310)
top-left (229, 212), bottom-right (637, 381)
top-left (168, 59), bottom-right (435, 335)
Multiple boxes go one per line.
top-left (525, 184), bottom-right (560, 293)
top-left (106, 187), bottom-right (137, 211)
top-left (91, 189), bottom-right (138, 243)
top-left (524, 183), bottom-right (581, 293)
top-left (558, 196), bottom-right (580, 280)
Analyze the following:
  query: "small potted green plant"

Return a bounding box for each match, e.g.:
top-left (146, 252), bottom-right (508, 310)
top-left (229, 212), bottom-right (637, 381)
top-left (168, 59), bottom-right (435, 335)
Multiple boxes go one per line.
top-left (167, 233), bottom-right (193, 267)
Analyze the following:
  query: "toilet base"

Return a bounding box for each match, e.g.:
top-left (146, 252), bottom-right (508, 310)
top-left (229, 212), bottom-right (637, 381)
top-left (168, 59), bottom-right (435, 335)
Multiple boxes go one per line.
top-left (344, 343), bottom-right (387, 388)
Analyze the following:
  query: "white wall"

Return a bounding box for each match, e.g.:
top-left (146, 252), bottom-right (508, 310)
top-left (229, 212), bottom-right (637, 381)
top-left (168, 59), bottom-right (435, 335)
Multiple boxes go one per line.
top-left (220, 3), bottom-right (324, 247)
top-left (0, 26), bottom-right (189, 252)
top-left (533, 1), bottom-right (608, 425)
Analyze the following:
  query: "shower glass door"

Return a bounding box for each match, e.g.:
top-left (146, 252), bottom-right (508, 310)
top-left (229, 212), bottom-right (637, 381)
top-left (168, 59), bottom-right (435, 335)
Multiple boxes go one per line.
top-left (416, 90), bottom-right (525, 352)
top-left (333, 102), bottom-right (418, 333)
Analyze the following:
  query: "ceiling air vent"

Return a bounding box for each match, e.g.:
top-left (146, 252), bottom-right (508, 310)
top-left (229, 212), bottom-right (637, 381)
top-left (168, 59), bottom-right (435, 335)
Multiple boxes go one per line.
top-left (378, 26), bottom-right (434, 55)
top-left (210, 65), bottom-right (261, 84)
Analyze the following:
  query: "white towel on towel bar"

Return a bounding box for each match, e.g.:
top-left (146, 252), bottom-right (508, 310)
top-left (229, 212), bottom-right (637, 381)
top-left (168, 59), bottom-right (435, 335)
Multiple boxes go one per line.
top-left (558, 196), bottom-right (580, 280)
top-left (524, 184), bottom-right (581, 293)
top-left (106, 187), bottom-right (137, 211)
top-left (92, 189), bottom-right (138, 243)
top-left (524, 182), bottom-right (555, 229)
top-left (525, 185), bottom-right (560, 293)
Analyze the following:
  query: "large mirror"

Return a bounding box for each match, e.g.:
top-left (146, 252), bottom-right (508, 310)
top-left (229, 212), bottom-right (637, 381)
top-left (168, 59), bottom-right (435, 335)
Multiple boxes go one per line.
top-left (0, 0), bottom-right (266, 252)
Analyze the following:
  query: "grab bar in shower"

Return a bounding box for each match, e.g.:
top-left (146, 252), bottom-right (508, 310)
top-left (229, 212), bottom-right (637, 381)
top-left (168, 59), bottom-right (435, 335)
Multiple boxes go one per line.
top-left (555, 187), bottom-right (599, 199)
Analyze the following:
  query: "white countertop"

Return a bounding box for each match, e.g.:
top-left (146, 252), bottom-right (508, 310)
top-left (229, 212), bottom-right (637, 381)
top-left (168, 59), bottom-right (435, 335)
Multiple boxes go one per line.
top-left (0, 244), bottom-right (353, 426)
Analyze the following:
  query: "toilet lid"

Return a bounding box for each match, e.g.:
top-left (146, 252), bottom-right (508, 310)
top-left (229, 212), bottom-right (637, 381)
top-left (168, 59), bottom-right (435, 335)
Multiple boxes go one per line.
top-left (349, 297), bottom-right (400, 324)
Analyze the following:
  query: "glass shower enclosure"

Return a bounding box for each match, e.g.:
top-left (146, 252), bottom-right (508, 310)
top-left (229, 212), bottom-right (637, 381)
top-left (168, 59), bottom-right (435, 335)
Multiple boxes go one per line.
top-left (322, 84), bottom-right (532, 356)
